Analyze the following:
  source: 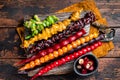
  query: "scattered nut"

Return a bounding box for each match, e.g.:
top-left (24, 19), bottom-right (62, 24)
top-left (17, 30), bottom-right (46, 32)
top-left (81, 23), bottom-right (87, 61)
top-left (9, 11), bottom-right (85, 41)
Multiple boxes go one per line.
top-left (78, 59), bottom-right (84, 65)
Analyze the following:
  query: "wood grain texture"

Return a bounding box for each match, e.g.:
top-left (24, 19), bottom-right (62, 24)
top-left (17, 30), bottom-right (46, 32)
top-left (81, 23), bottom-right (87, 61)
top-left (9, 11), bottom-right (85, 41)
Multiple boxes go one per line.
top-left (0, 58), bottom-right (119, 80)
top-left (0, 28), bottom-right (25, 58)
top-left (0, 28), bottom-right (119, 58)
top-left (0, 0), bottom-right (120, 27)
top-left (27, 58), bottom-right (120, 78)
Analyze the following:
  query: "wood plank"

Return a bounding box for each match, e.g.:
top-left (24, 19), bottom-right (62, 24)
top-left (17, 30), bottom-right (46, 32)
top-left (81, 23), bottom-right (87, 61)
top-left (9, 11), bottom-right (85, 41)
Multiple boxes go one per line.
top-left (0, 0), bottom-right (120, 27)
top-left (0, 58), bottom-right (119, 80)
top-left (97, 2), bottom-right (120, 9)
top-left (0, 28), bottom-right (120, 58)
top-left (0, 9), bottom-right (119, 27)
top-left (0, 28), bottom-right (25, 58)
top-left (105, 29), bottom-right (120, 57)
top-left (27, 58), bottom-right (120, 77)
top-left (0, 0), bottom-right (119, 80)
top-left (96, 58), bottom-right (120, 80)
top-left (0, 18), bottom-right (18, 28)
top-left (100, 10), bottom-right (120, 27)
top-left (95, 0), bottom-right (120, 3)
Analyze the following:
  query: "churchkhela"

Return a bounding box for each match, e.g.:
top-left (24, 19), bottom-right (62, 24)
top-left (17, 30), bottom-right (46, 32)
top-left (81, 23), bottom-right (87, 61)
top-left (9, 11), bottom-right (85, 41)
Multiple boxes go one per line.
top-left (28, 12), bottom-right (96, 55)
top-left (24, 15), bottom-right (59, 40)
top-left (19, 32), bottom-right (101, 70)
top-left (15, 11), bottom-right (96, 66)
top-left (16, 9), bottom-right (107, 80)
top-left (30, 41), bottom-right (102, 80)
top-left (22, 10), bottom-right (83, 48)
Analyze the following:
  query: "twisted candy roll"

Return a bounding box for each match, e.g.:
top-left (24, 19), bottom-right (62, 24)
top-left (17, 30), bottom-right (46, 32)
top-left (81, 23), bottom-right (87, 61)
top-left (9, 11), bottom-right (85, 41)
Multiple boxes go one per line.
top-left (22, 11), bottom-right (82, 48)
top-left (16, 29), bottom-right (85, 66)
top-left (28, 11), bottom-right (96, 54)
top-left (30, 41), bottom-right (102, 80)
top-left (19, 32), bottom-right (100, 71)
top-left (24, 15), bottom-right (59, 40)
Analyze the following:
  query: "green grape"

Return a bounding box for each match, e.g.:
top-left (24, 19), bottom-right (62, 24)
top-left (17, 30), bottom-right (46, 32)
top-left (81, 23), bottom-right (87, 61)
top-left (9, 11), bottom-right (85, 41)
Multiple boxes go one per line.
top-left (30, 19), bottom-right (36, 23)
top-left (45, 21), bottom-right (50, 27)
top-left (24, 14), bottom-right (59, 40)
top-left (34, 15), bottom-right (41, 22)
top-left (43, 20), bottom-right (49, 27)
top-left (37, 25), bottom-right (42, 32)
top-left (42, 22), bottom-right (46, 27)
top-left (52, 15), bottom-right (59, 21)
top-left (31, 23), bottom-right (36, 31)
top-left (39, 24), bottom-right (44, 30)
top-left (25, 35), bottom-right (31, 40)
top-left (24, 21), bottom-right (30, 28)
top-left (32, 30), bottom-right (38, 36)
top-left (47, 16), bottom-right (54, 24)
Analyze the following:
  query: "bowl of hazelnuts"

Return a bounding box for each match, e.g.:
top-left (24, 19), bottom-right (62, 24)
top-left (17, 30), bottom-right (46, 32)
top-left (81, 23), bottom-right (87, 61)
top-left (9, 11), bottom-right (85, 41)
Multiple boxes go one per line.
top-left (74, 52), bottom-right (98, 76)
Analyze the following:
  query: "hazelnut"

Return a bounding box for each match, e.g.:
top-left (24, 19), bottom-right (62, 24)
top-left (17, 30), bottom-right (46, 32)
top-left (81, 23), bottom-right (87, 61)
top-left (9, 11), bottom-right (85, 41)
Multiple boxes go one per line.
top-left (87, 60), bottom-right (94, 66)
top-left (77, 65), bottom-right (82, 69)
top-left (85, 63), bottom-right (91, 69)
top-left (78, 59), bottom-right (84, 65)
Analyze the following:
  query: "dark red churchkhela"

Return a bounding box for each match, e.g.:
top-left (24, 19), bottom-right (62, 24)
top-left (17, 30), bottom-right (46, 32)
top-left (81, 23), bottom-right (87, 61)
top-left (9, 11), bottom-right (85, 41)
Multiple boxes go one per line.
top-left (30, 41), bottom-right (102, 80)
top-left (28, 12), bottom-right (96, 55)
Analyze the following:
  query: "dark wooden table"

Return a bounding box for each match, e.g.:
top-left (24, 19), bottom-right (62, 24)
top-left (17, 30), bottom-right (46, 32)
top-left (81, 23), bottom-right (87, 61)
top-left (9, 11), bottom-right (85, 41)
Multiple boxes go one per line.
top-left (0, 0), bottom-right (120, 80)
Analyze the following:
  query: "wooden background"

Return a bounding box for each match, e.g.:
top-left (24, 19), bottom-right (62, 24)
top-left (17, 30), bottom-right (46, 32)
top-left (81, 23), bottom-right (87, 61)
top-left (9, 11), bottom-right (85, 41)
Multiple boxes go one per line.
top-left (0, 0), bottom-right (120, 80)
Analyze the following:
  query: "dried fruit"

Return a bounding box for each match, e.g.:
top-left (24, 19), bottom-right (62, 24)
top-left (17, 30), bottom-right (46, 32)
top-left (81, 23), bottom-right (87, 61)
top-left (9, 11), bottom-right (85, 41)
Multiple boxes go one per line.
top-left (81, 69), bottom-right (87, 74)
top-left (85, 63), bottom-right (91, 69)
top-left (88, 66), bottom-right (94, 71)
